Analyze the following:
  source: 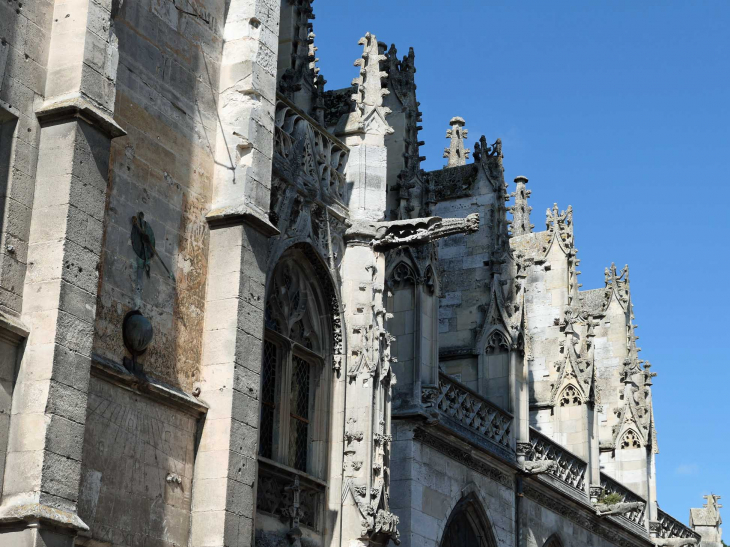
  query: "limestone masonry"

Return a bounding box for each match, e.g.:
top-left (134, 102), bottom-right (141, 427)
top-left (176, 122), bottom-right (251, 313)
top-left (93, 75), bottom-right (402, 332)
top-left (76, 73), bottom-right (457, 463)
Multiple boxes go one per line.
top-left (0, 1), bottom-right (720, 546)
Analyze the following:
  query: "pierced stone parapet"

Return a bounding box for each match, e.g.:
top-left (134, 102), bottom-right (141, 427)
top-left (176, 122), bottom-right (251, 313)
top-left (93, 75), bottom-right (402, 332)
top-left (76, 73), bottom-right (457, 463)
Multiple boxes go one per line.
top-left (274, 96), bottom-right (349, 204)
top-left (256, 458), bottom-right (326, 532)
top-left (422, 372), bottom-right (513, 453)
top-left (525, 428), bottom-right (587, 493)
top-left (600, 473), bottom-right (647, 527)
top-left (655, 509), bottom-right (702, 542)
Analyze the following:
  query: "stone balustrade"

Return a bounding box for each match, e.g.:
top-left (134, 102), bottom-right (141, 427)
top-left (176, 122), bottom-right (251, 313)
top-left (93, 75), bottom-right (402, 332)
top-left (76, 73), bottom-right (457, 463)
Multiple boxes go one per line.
top-left (600, 472), bottom-right (647, 527)
top-left (422, 372), bottom-right (514, 457)
top-left (654, 509), bottom-right (702, 541)
top-left (274, 95), bottom-right (349, 204)
top-left (525, 428), bottom-right (587, 494)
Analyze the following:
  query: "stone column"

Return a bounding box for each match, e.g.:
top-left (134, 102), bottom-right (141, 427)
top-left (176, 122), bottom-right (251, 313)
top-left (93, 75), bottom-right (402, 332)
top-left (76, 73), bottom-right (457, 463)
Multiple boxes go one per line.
top-left (189, 1), bottom-right (279, 547)
top-left (513, 350), bottom-right (529, 466)
top-left (588, 405), bottom-right (601, 500)
top-left (0, 0), bottom-right (123, 544)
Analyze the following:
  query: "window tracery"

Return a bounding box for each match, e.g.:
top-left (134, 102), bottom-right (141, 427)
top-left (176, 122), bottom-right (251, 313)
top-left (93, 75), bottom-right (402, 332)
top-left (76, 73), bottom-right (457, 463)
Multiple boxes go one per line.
top-left (620, 429), bottom-right (642, 449)
top-left (485, 331), bottom-right (510, 354)
top-left (559, 384), bottom-right (582, 407)
top-left (258, 254), bottom-right (330, 479)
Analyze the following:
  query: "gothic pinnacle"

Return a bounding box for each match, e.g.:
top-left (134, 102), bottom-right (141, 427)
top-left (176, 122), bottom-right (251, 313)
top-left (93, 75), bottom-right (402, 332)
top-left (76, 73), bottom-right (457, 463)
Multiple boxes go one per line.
top-left (444, 116), bottom-right (470, 167)
top-left (509, 176), bottom-right (534, 236)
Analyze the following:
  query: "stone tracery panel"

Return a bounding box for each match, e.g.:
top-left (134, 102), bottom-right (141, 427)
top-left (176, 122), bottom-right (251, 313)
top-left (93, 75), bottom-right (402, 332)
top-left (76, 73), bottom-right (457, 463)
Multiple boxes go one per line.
top-left (525, 428), bottom-right (587, 493)
top-left (422, 372), bottom-right (513, 454)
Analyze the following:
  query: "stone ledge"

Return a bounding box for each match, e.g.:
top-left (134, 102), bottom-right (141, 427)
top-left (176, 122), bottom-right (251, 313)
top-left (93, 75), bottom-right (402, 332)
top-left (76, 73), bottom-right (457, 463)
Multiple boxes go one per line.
top-left (91, 354), bottom-right (208, 417)
top-left (207, 202), bottom-right (280, 237)
top-left (0, 309), bottom-right (29, 342)
top-left (0, 503), bottom-right (89, 532)
top-left (36, 94), bottom-right (126, 139)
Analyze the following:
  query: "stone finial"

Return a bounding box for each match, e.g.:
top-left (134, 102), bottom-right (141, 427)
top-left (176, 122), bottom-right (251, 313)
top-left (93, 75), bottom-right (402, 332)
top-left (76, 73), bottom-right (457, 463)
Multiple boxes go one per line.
top-left (443, 117), bottom-right (470, 167)
top-left (509, 176), bottom-right (534, 237)
top-left (351, 32), bottom-right (392, 125)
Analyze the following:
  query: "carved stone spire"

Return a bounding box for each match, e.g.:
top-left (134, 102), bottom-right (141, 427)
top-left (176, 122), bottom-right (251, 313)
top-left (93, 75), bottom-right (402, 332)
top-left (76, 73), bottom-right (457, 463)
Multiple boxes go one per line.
top-left (443, 116), bottom-right (470, 167)
top-left (509, 176), bottom-right (534, 236)
top-left (343, 32), bottom-right (392, 139)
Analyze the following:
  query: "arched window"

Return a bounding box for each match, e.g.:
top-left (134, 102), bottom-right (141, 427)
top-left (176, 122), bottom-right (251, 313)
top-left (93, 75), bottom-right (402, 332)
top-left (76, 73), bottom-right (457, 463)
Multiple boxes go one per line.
top-left (544, 534), bottom-right (564, 547)
top-left (441, 495), bottom-right (496, 547)
top-left (259, 252), bottom-right (330, 477)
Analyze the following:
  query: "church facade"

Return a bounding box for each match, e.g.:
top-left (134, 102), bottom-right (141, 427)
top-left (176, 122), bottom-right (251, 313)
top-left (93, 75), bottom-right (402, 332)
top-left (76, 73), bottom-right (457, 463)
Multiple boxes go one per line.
top-left (0, 1), bottom-right (721, 547)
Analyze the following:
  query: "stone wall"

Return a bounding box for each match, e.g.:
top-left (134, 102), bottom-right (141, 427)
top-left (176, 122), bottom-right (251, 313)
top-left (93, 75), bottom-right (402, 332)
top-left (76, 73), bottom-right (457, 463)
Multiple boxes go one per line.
top-left (77, 376), bottom-right (198, 547)
top-left (434, 165), bottom-right (495, 351)
top-left (0, 0), bottom-right (51, 316)
top-left (92, 0), bottom-right (222, 392)
top-left (391, 422), bottom-right (516, 547)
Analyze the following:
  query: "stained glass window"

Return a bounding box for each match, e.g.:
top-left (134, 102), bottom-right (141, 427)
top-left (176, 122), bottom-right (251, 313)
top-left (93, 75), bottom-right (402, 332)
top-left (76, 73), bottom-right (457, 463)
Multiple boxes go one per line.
top-left (259, 340), bottom-right (278, 459)
top-left (288, 356), bottom-right (311, 471)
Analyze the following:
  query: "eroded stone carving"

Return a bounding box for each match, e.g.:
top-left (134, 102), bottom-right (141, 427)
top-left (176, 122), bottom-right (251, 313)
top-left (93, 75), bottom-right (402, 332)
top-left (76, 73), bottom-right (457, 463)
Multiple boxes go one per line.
top-left (524, 429), bottom-right (587, 492)
top-left (372, 213), bottom-right (479, 251)
top-left (444, 117), bottom-right (469, 167)
top-left (422, 372), bottom-right (513, 450)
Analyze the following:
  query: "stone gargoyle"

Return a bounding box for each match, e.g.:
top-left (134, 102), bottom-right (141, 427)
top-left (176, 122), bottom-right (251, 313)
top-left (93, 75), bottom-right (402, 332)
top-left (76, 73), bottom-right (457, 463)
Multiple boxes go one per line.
top-left (594, 501), bottom-right (644, 517)
top-left (523, 460), bottom-right (557, 475)
top-left (371, 213), bottom-right (479, 251)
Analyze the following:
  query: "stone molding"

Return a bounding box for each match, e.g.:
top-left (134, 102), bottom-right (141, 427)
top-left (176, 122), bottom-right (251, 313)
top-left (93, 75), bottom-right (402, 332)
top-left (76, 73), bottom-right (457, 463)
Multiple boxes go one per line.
top-left (413, 428), bottom-right (513, 489)
top-left (35, 95), bottom-right (126, 139)
top-left (0, 503), bottom-right (89, 532)
top-left (91, 354), bottom-right (208, 417)
top-left (522, 483), bottom-right (653, 547)
top-left (206, 201), bottom-right (281, 237)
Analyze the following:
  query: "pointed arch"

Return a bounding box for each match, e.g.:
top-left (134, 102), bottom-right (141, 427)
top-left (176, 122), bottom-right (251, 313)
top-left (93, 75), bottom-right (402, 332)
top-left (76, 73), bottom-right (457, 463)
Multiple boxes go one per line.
top-left (386, 260), bottom-right (417, 291)
top-left (620, 428), bottom-right (642, 449)
top-left (440, 493), bottom-right (497, 547)
top-left (558, 383), bottom-right (583, 407)
top-left (544, 533), bottom-right (564, 547)
top-left (484, 328), bottom-right (510, 355)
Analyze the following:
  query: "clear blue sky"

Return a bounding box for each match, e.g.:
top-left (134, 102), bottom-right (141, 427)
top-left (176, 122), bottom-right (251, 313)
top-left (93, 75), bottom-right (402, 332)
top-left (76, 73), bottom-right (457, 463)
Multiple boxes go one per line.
top-left (314, 0), bottom-right (729, 524)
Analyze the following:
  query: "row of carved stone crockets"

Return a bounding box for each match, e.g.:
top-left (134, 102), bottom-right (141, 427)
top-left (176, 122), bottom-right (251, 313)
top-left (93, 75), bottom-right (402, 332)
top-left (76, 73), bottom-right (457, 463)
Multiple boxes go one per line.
top-left (422, 372), bottom-right (513, 449)
top-left (275, 101), bottom-right (348, 204)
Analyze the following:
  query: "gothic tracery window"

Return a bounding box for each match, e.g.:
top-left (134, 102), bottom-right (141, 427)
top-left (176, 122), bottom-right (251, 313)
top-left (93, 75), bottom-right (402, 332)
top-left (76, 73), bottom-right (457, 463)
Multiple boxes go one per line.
top-left (620, 429), bottom-right (642, 449)
top-left (559, 384), bottom-right (582, 407)
top-left (259, 255), bottom-right (328, 477)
